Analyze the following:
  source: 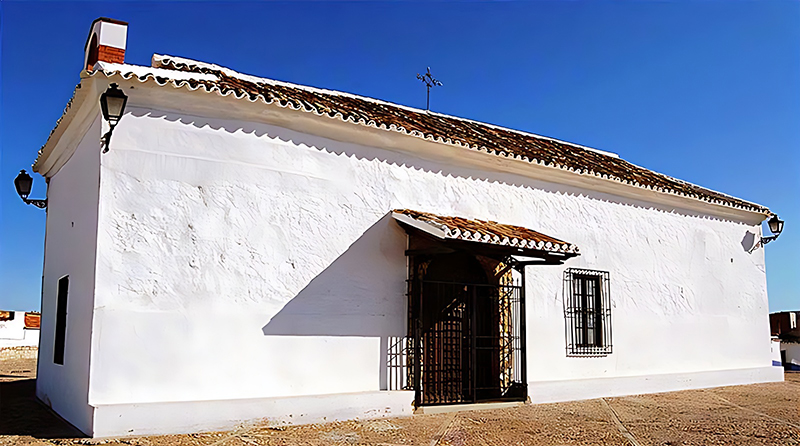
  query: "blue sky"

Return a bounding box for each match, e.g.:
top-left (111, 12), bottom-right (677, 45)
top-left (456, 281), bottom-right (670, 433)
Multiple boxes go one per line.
top-left (1, 1), bottom-right (798, 312)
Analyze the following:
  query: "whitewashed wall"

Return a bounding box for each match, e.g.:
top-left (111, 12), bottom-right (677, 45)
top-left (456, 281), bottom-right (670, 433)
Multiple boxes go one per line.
top-left (85, 105), bottom-right (776, 431)
top-left (781, 343), bottom-right (800, 370)
top-left (0, 312), bottom-right (39, 348)
top-left (0, 330), bottom-right (39, 349)
top-left (0, 312), bottom-right (26, 341)
top-left (37, 115), bottom-right (102, 435)
top-left (771, 339), bottom-right (782, 367)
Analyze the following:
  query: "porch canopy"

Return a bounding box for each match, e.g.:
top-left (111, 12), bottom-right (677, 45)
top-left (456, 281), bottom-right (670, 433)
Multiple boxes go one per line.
top-left (392, 209), bottom-right (579, 265)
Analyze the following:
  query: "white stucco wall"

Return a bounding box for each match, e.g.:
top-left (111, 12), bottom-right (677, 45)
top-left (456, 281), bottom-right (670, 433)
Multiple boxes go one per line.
top-left (90, 120), bottom-right (410, 405)
top-left (771, 338), bottom-right (783, 366)
top-left (0, 329), bottom-right (39, 349)
top-left (37, 115), bottom-right (103, 435)
top-left (781, 343), bottom-right (800, 370)
top-left (85, 104), bottom-right (776, 417)
top-left (0, 312), bottom-right (26, 341)
top-left (0, 312), bottom-right (39, 348)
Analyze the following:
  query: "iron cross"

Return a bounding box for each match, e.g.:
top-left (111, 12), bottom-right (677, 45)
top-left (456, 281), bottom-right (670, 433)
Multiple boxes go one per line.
top-left (416, 67), bottom-right (443, 111)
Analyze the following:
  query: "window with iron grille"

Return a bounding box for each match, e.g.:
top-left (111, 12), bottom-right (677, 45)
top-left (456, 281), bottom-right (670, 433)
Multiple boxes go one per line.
top-left (563, 269), bottom-right (612, 356)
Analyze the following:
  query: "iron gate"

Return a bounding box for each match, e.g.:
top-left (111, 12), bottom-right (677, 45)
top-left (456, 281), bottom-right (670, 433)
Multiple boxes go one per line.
top-left (398, 278), bottom-right (527, 406)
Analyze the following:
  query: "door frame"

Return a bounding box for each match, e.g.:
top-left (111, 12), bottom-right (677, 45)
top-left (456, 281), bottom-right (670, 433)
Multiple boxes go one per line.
top-left (407, 251), bottom-right (528, 407)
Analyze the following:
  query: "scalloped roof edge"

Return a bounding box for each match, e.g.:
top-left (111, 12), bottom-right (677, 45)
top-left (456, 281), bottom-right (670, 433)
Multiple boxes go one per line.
top-left (32, 55), bottom-right (771, 217)
top-left (151, 54), bottom-right (622, 160)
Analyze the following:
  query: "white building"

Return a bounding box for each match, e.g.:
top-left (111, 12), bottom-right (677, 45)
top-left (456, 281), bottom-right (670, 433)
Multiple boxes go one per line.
top-left (0, 311), bottom-right (40, 351)
top-left (770, 311), bottom-right (800, 371)
top-left (28, 18), bottom-right (783, 438)
top-left (781, 343), bottom-right (800, 371)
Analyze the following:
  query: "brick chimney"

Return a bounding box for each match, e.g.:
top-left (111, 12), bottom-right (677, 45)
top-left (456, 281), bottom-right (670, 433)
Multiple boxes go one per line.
top-left (84, 18), bottom-right (128, 71)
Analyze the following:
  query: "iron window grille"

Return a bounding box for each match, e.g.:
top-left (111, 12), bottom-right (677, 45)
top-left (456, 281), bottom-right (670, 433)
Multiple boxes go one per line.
top-left (563, 268), bottom-right (612, 356)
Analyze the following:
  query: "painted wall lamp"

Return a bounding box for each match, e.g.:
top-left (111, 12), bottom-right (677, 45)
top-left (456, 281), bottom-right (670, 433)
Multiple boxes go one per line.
top-left (100, 83), bottom-right (128, 153)
top-left (14, 170), bottom-right (46, 209)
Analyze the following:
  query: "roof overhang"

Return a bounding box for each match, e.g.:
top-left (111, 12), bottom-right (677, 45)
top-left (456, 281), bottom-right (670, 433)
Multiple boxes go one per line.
top-left (31, 60), bottom-right (772, 226)
top-left (392, 210), bottom-right (579, 265)
top-left (32, 75), bottom-right (110, 177)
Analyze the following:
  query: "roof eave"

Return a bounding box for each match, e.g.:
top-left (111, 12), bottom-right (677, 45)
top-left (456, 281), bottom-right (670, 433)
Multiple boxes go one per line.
top-left (32, 73), bottom-right (108, 177)
top-left (72, 63), bottom-right (771, 224)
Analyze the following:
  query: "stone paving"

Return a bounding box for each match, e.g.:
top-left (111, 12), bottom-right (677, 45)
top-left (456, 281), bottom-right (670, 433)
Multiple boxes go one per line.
top-left (2, 357), bottom-right (798, 445)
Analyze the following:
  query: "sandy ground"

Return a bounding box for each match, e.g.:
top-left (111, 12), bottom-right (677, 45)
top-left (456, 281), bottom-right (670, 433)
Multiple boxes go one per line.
top-left (2, 357), bottom-right (798, 446)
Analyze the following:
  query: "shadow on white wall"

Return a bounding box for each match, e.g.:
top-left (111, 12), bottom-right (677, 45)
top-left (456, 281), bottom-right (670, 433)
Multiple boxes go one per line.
top-left (261, 213), bottom-right (408, 390)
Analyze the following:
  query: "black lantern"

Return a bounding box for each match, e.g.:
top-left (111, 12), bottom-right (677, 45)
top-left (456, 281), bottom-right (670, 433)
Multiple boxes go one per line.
top-left (14, 170), bottom-right (32, 200)
top-left (13, 170), bottom-right (46, 209)
top-left (767, 215), bottom-right (784, 237)
top-left (758, 214), bottom-right (785, 249)
top-left (100, 83), bottom-right (128, 152)
top-left (100, 83), bottom-right (128, 126)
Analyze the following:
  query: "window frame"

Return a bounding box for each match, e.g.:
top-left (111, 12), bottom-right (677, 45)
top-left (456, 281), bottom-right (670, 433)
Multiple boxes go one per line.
top-left (54, 275), bottom-right (69, 365)
top-left (563, 268), bottom-right (612, 356)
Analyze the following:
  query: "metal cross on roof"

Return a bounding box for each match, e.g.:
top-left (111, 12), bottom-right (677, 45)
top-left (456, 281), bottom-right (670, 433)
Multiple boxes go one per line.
top-left (416, 67), bottom-right (442, 111)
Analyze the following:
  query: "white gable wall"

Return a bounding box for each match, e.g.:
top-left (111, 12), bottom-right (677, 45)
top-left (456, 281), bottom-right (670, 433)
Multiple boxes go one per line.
top-left (85, 106), bottom-right (778, 435)
top-left (37, 115), bottom-right (103, 436)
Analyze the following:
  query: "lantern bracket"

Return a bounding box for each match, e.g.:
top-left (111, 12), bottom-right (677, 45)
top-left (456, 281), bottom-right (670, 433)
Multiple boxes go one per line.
top-left (23, 198), bottom-right (48, 209)
top-left (101, 131), bottom-right (114, 153)
top-left (750, 214), bottom-right (784, 252)
top-left (760, 234), bottom-right (779, 247)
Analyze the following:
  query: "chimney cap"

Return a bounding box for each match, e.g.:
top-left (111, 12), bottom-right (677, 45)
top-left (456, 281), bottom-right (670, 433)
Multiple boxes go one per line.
top-left (84, 18), bottom-right (128, 71)
top-left (84, 17), bottom-right (129, 49)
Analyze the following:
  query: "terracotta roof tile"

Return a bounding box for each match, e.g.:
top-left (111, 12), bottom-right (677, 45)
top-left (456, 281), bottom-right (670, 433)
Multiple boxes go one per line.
top-left (24, 312), bottom-right (40, 330)
top-left (37, 56), bottom-right (769, 215)
top-left (393, 209), bottom-right (578, 254)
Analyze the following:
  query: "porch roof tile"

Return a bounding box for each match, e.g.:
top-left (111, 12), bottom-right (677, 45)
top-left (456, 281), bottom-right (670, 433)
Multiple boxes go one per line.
top-left (392, 209), bottom-right (579, 254)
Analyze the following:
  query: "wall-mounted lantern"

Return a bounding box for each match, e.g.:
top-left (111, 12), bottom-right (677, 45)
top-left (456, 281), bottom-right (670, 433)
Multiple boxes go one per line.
top-left (14, 170), bottom-right (47, 209)
top-left (100, 83), bottom-right (128, 153)
top-left (761, 214), bottom-right (785, 247)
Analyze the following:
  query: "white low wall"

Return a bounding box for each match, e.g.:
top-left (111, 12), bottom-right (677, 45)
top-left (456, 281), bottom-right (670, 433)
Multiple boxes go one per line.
top-left (0, 329), bottom-right (39, 349)
top-left (92, 390), bottom-right (414, 438)
top-left (0, 311), bottom-right (39, 349)
top-left (528, 366), bottom-right (783, 404)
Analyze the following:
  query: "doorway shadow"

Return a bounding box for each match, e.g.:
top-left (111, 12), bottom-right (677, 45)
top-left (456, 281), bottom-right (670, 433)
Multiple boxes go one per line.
top-left (261, 213), bottom-right (406, 338)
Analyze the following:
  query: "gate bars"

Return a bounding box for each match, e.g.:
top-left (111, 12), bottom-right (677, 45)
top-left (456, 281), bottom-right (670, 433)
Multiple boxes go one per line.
top-left (389, 266), bottom-right (528, 407)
